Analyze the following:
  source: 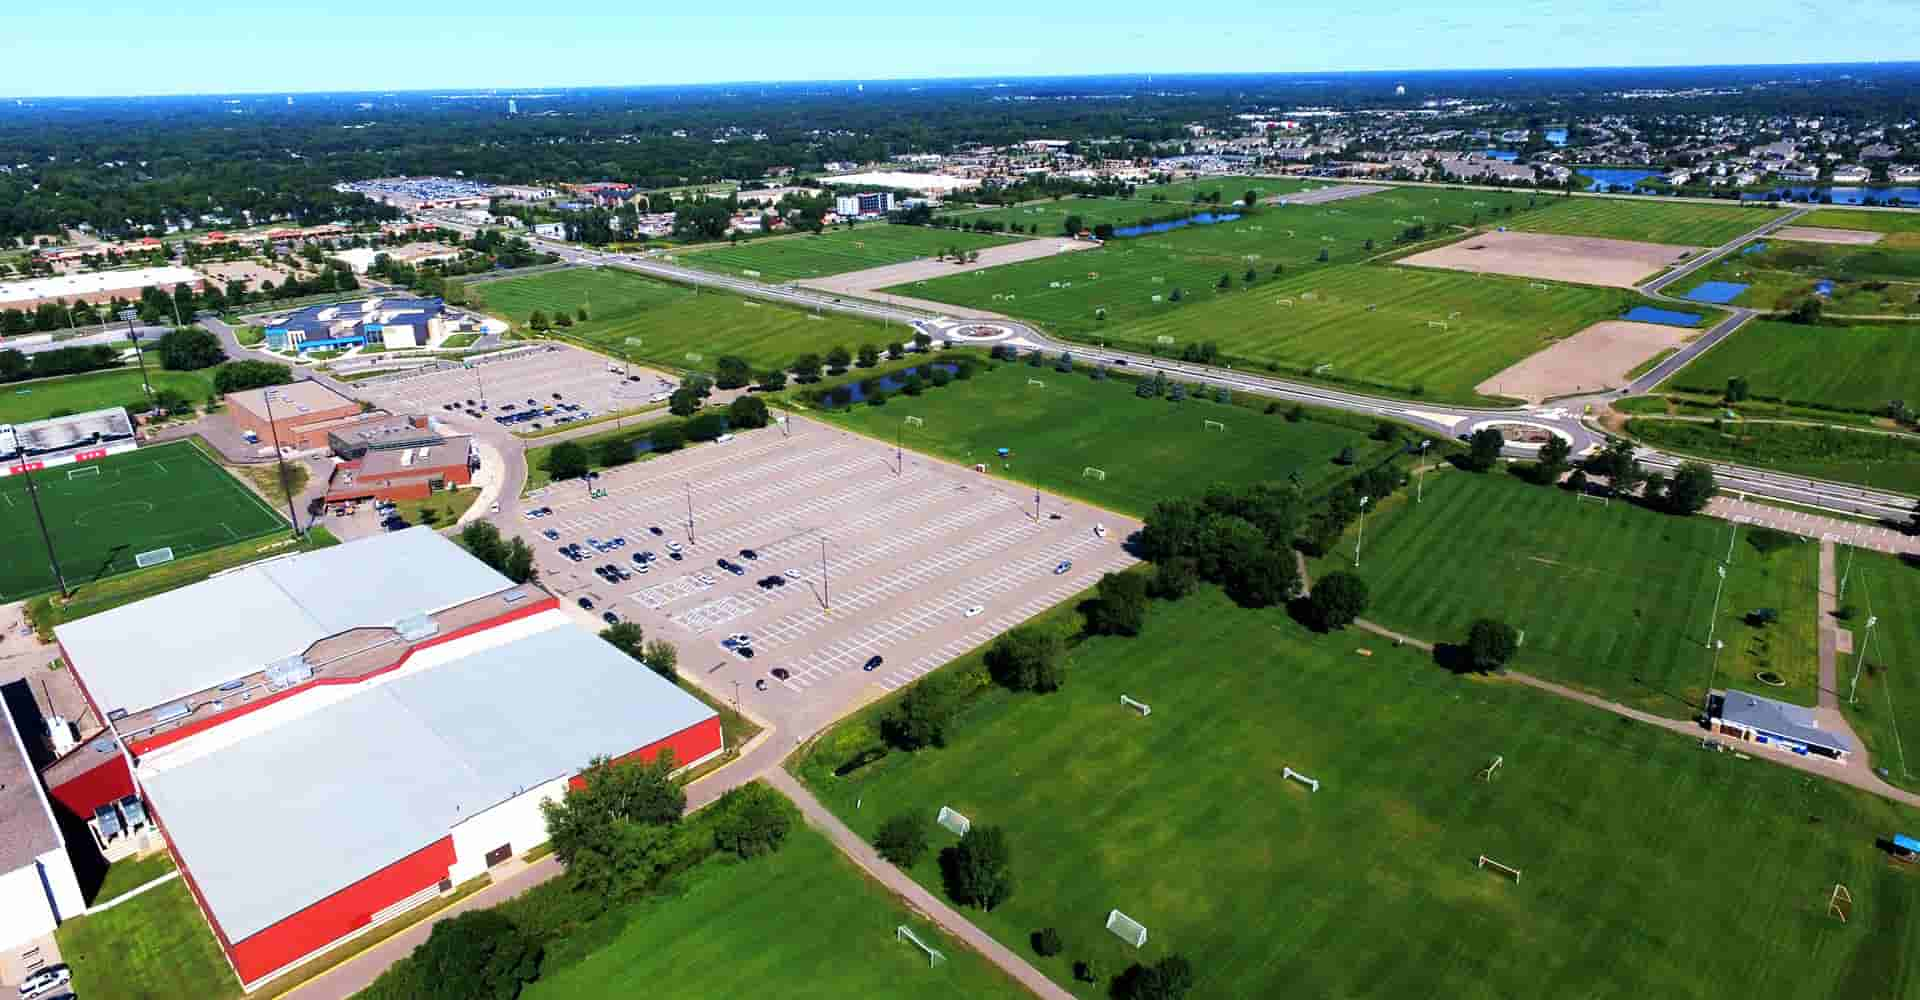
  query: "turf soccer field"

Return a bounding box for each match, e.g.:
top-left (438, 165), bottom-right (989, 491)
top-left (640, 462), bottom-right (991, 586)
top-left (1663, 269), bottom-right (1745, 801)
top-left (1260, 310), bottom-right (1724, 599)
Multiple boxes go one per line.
top-left (474, 267), bottom-right (899, 372)
top-left (1837, 547), bottom-right (1920, 792)
top-left (675, 224), bottom-right (1021, 283)
top-left (1511, 196), bottom-right (1785, 246)
top-left (812, 363), bottom-right (1394, 516)
top-left (1310, 468), bottom-right (1820, 716)
top-left (0, 441), bottom-right (287, 600)
top-left (1662, 318), bottom-right (1920, 414)
top-left (522, 818), bottom-right (1021, 999)
top-left (798, 587), bottom-right (1920, 999)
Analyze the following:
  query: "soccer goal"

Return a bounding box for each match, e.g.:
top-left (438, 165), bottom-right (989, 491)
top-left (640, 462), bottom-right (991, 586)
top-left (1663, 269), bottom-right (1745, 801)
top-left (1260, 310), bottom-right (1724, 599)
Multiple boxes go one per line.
top-left (623, 336), bottom-right (644, 346)
top-left (904, 416), bottom-right (924, 428)
top-left (1578, 492), bottom-right (1610, 508)
top-left (684, 352), bottom-right (704, 363)
top-left (1829, 883), bottom-right (1854, 923)
top-left (1027, 378), bottom-right (1046, 388)
top-left (1426, 321), bottom-right (1449, 330)
top-left (1477, 855), bottom-right (1522, 882)
top-left (1154, 334), bottom-right (1175, 345)
top-left (896, 925), bottom-right (946, 966)
top-left (1529, 282), bottom-right (1550, 290)
top-left (1203, 419), bottom-right (1226, 433)
top-left (1282, 766), bottom-right (1320, 793)
top-left (1105, 909), bottom-right (1148, 948)
top-left (936, 806), bottom-right (971, 837)
top-left (66, 465), bottom-right (101, 480)
top-left (1120, 694), bottom-right (1151, 717)
top-left (135, 546), bottom-right (176, 569)
top-left (1479, 755), bottom-right (1504, 782)
top-left (1275, 298), bottom-right (1294, 307)
top-left (1082, 467), bottom-right (1107, 481)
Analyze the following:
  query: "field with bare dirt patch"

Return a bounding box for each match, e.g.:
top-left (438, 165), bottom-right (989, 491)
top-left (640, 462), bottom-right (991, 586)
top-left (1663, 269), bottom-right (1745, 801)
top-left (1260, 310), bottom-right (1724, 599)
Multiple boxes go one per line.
top-left (1400, 230), bottom-right (1697, 288)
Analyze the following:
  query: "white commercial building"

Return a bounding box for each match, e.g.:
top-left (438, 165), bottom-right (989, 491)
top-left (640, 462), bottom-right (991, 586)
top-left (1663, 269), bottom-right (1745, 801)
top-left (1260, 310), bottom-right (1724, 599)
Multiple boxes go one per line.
top-left (0, 265), bottom-right (205, 310)
top-left (822, 171), bottom-right (981, 195)
top-left (0, 694), bottom-right (85, 957)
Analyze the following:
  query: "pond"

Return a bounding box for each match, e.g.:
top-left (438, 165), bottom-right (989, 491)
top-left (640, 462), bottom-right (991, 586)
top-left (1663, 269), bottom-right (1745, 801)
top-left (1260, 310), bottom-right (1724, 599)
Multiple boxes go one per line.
top-left (1740, 186), bottom-right (1920, 206)
top-left (1481, 149), bottom-right (1519, 162)
top-left (1580, 167), bottom-right (1663, 193)
top-left (823, 363), bottom-right (962, 404)
top-left (1682, 281), bottom-right (1749, 304)
top-left (1112, 211), bottom-right (1243, 238)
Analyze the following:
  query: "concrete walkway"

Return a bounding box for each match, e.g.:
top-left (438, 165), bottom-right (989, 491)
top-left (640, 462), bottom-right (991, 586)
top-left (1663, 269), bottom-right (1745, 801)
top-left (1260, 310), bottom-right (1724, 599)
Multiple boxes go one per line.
top-left (765, 770), bottom-right (1076, 1000)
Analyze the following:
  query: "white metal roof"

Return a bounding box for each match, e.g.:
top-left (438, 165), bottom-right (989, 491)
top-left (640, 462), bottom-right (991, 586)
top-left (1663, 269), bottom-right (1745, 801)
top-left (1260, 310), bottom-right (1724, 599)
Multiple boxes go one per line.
top-left (0, 265), bottom-right (204, 306)
top-left (55, 527), bottom-right (514, 718)
top-left (140, 619), bottom-right (715, 943)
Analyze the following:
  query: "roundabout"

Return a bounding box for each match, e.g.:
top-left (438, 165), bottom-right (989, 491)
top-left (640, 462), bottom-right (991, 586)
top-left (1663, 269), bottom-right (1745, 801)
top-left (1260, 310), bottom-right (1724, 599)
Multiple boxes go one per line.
top-left (1464, 418), bottom-right (1577, 453)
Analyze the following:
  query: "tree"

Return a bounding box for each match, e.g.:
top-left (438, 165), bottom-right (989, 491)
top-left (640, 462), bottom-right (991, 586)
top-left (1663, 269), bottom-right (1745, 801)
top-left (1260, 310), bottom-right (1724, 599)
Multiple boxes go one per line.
top-left (668, 387), bottom-right (700, 417)
top-left (545, 441), bottom-right (590, 481)
top-left (1243, 189), bottom-right (1259, 207)
top-left (1033, 927), bottom-right (1064, 957)
top-left (1585, 437), bottom-right (1644, 496)
top-left (1317, 247), bottom-right (1329, 263)
top-left (709, 782), bottom-right (795, 859)
top-left (911, 331), bottom-right (933, 351)
top-left (1115, 955), bottom-right (1197, 1000)
top-left (856, 343), bottom-right (880, 368)
top-left (1788, 296), bottom-right (1823, 325)
top-left (648, 424), bottom-right (685, 453)
top-left (600, 620), bottom-right (645, 660)
top-left (714, 355), bottom-right (752, 390)
top-left (1148, 557), bottom-right (1198, 600)
top-left (886, 342), bottom-right (905, 360)
top-left (1084, 571), bottom-right (1150, 636)
top-left (727, 394), bottom-right (771, 429)
top-left (157, 327), bottom-right (225, 370)
top-left (456, 521), bottom-right (536, 583)
top-left (528, 309), bottom-right (549, 331)
top-left (941, 825), bottom-right (1014, 911)
top-left (686, 412), bottom-right (728, 441)
top-left (880, 673), bottom-right (963, 750)
top-left (1663, 460), bottom-right (1717, 515)
top-left (1464, 427), bottom-right (1505, 472)
top-left (1216, 273), bottom-right (1231, 290)
top-left (540, 751), bottom-right (686, 871)
top-left (758, 368), bottom-right (788, 392)
top-left (212, 360), bottom-right (293, 394)
top-left (1465, 619), bottom-right (1519, 672)
top-left (791, 353), bottom-right (822, 382)
top-left (826, 345), bottom-right (852, 374)
top-left (873, 812), bottom-right (931, 867)
top-left (395, 909), bottom-right (542, 1000)
top-left (1307, 571), bottom-right (1369, 631)
top-left (595, 436), bottom-right (634, 468)
top-left (1725, 375), bottom-right (1750, 402)
top-left (641, 638), bottom-right (679, 680)
top-left (1537, 434), bottom-right (1572, 480)
top-left (1062, 214), bottom-right (1085, 236)
top-left (1168, 286), bottom-right (1184, 302)
top-left (985, 625), bottom-right (1067, 692)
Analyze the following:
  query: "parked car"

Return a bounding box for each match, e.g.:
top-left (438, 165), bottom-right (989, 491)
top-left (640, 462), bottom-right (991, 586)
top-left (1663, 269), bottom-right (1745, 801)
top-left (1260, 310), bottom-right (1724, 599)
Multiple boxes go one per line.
top-left (543, 529), bottom-right (560, 541)
top-left (727, 632), bottom-right (753, 646)
top-left (669, 551), bottom-right (683, 561)
top-left (965, 605), bottom-right (984, 618)
top-left (1054, 559), bottom-right (1072, 575)
top-left (577, 597), bottom-right (595, 610)
top-left (649, 525), bottom-right (664, 536)
top-left (771, 667), bottom-right (791, 680)
top-left (665, 540), bottom-right (682, 552)
top-left (735, 645), bottom-right (755, 659)
top-left (739, 548), bottom-right (758, 561)
top-left (602, 611), bottom-right (620, 625)
top-left (863, 655), bottom-right (884, 672)
top-left (16, 966), bottom-right (70, 997)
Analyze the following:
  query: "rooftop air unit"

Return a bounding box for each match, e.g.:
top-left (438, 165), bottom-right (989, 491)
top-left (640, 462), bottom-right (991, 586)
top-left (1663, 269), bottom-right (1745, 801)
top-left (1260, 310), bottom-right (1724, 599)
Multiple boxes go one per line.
top-left (265, 655), bottom-right (314, 692)
top-left (394, 613), bottom-right (440, 642)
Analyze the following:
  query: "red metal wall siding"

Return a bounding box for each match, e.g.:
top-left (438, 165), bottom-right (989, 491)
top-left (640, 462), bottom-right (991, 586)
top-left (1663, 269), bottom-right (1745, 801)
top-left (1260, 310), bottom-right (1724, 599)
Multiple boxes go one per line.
top-left (567, 715), bottom-right (724, 791)
top-left (46, 753), bottom-right (134, 818)
top-left (228, 836), bottom-right (456, 985)
top-left (127, 596), bottom-right (560, 756)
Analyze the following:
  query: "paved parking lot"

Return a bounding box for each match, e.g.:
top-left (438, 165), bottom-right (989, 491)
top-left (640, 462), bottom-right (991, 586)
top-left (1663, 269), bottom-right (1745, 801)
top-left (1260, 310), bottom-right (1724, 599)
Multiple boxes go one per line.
top-left (509, 417), bottom-right (1141, 734)
top-left (356, 343), bottom-right (676, 433)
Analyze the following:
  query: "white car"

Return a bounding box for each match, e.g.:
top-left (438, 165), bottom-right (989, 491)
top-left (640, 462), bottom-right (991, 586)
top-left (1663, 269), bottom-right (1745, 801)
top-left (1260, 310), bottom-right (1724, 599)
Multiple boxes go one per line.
top-left (665, 541), bottom-right (683, 553)
top-left (726, 632), bottom-right (754, 646)
top-left (784, 568), bottom-right (802, 580)
top-left (964, 605), bottom-right (984, 618)
top-left (490, 501), bottom-right (500, 514)
top-left (17, 966), bottom-right (70, 997)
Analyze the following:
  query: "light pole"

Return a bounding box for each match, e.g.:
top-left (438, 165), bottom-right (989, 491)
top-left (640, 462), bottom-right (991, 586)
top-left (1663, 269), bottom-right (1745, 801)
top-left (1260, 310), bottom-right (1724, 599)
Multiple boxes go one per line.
top-left (259, 386), bottom-right (303, 538)
top-left (684, 482), bottom-right (695, 544)
top-left (1353, 496), bottom-right (1370, 568)
top-left (1849, 615), bottom-right (1879, 704)
top-left (120, 309), bottom-right (154, 405)
top-left (1725, 518), bottom-right (1739, 566)
top-left (1416, 439), bottom-right (1430, 503)
top-left (15, 458), bottom-right (71, 598)
top-left (895, 424), bottom-right (903, 476)
top-left (1705, 563), bottom-right (1727, 650)
top-left (820, 536), bottom-right (831, 611)
top-left (1839, 545), bottom-right (1856, 603)
top-left (1703, 638), bottom-right (1724, 717)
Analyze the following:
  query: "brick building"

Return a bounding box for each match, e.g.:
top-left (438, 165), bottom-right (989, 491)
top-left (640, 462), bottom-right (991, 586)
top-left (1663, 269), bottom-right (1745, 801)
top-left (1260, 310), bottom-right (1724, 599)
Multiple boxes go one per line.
top-left (222, 380), bottom-right (362, 452)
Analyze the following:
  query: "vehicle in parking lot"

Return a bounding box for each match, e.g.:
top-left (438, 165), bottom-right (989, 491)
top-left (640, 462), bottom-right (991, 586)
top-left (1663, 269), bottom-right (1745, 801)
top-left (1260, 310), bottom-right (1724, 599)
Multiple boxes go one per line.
top-left (649, 525), bottom-right (664, 535)
top-left (965, 605), bottom-right (984, 617)
top-left (739, 548), bottom-right (758, 560)
top-left (727, 632), bottom-right (752, 646)
top-left (724, 562), bottom-right (745, 576)
top-left (771, 667), bottom-right (791, 680)
top-left (1054, 559), bottom-right (1072, 575)
top-left (735, 645), bottom-right (755, 659)
top-left (17, 966), bottom-right (70, 997)
top-left (577, 597), bottom-right (594, 610)
top-left (863, 655), bottom-right (884, 672)
top-left (614, 565), bottom-right (631, 580)
top-left (543, 529), bottom-right (560, 540)
top-left (668, 551), bottom-right (683, 561)
top-left (602, 611), bottom-right (619, 624)
top-left (665, 540), bottom-right (682, 552)
top-left (784, 568), bottom-right (801, 579)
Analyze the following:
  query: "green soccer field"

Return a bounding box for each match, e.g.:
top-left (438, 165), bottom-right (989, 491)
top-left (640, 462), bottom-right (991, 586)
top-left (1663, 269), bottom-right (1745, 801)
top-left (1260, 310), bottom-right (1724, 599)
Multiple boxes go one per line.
top-left (0, 368), bottom-right (217, 425)
top-left (1661, 318), bottom-right (1920, 414)
top-left (675, 224), bottom-right (1022, 283)
top-left (1836, 547), bottom-right (1920, 792)
top-left (1511, 196), bottom-right (1786, 246)
top-left (523, 817), bottom-right (1022, 1000)
top-left (797, 587), bottom-right (1920, 999)
top-left (1309, 467), bottom-right (1820, 716)
top-left (937, 177), bottom-right (1320, 233)
top-left (474, 267), bottom-right (902, 372)
top-left (1800, 209), bottom-right (1920, 240)
top-left (0, 440), bottom-right (287, 600)
top-left (811, 363), bottom-right (1395, 516)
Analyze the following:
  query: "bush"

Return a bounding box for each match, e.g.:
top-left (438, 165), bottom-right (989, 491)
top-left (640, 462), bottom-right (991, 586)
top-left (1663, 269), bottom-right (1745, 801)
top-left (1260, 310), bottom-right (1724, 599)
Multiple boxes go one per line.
top-left (940, 826), bottom-right (1014, 911)
top-left (366, 909), bottom-right (542, 1000)
top-left (685, 412), bottom-right (727, 442)
top-left (1746, 526), bottom-right (1794, 554)
top-left (1465, 618), bottom-right (1519, 672)
top-left (985, 625), bottom-right (1067, 692)
top-left (545, 441), bottom-right (590, 481)
top-left (648, 424), bottom-right (684, 453)
top-left (1084, 571), bottom-right (1150, 636)
top-left (881, 672), bottom-right (963, 749)
top-left (213, 360), bottom-right (293, 394)
top-left (1032, 927), bottom-right (1064, 957)
top-left (709, 782), bottom-right (796, 859)
top-left (1307, 571), bottom-right (1369, 631)
top-left (157, 327), bottom-right (225, 371)
top-left (727, 394), bottom-right (770, 429)
top-left (1115, 954), bottom-right (1196, 1000)
top-left (1148, 558), bottom-right (1198, 600)
top-left (595, 436), bottom-right (634, 468)
top-left (873, 812), bottom-right (931, 867)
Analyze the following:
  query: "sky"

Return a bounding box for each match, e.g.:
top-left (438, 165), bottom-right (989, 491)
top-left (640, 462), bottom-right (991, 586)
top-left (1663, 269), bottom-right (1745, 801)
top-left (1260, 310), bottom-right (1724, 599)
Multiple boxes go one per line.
top-left (6, 0), bottom-right (1917, 98)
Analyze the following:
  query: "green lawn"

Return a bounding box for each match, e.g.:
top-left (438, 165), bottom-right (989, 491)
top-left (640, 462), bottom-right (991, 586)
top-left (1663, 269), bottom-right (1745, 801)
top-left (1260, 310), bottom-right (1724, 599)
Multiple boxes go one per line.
top-left (676, 224), bottom-right (1020, 282)
top-left (524, 817), bottom-right (1022, 1000)
top-left (1800, 209), bottom-right (1920, 241)
top-left (473, 267), bottom-right (900, 373)
top-left (391, 486), bottom-right (482, 527)
top-left (1310, 468), bottom-right (1821, 716)
top-left (1626, 418), bottom-right (1920, 495)
top-left (812, 363), bottom-right (1395, 516)
top-left (1836, 547), bottom-right (1920, 792)
top-left (1675, 239), bottom-right (1920, 313)
top-left (0, 440), bottom-right (289, 600)
top-left (88, 852), bottom-right (177, 906)
top-left (797, 586), bottom-right (1920, 999)
top-left (937, 177), bottom-right (1321, 233)
top-left (0, 368), bottom-right (216, 424)
top-left (58, 878), bottom-right (240, 1000)
top-left (1662, 318), bottom-right (1920, 413)
top-left (1512, 196), bottom-right (1785, 246)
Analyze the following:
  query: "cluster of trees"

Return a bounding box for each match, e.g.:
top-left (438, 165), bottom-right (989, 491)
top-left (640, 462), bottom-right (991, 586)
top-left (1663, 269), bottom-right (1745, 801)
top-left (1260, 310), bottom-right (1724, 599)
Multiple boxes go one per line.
top-left (599, 620), bottom-right (680, 682)
top-left (454, 521), bottom-right (536, 583)
top-left (156, 327), bottom-right (225, 371)
top-left (212, 359), bottom-right (293, 394)
top-left (543, 401), bottom-right (767, 483)
top-left (1298, 461), bottom-right (1404, 558)
top-left (1138, 482), bottom-right (1308, 608)
top-left (0, 344), bottom-right (120, 385)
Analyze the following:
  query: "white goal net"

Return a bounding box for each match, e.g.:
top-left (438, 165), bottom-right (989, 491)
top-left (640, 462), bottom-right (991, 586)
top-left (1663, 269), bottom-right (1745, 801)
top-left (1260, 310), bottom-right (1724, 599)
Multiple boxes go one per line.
top-left (67, 465), bottom-right (101, 480)
top-left (1106, 909), bottom-right (1148, 947)
top-left (1204, 419), bottom-right (1226, 432)
top-left (1027, 378), bottom-right (1046, 388)
top-left (904, 416), bottom-right (924, 427)
top-left (1082, 467), bottom-right (1106, 481)
top-left (936, 806), bottom-right (971, 836)
top-left (135, 546), bottom-right (176, 568)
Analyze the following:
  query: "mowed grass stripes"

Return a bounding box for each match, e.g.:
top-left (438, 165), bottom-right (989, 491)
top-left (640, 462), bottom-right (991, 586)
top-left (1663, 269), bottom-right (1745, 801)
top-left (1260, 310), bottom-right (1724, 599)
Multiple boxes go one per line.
top-left (1513, 196), bottom-right (1786, 246)
top-left (676, 224), bottom-right (1022, 283)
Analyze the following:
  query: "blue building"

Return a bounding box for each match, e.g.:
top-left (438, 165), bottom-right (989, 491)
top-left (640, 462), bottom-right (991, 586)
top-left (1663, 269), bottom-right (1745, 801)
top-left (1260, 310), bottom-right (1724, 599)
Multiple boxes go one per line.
top-left (264, 297), bottom-right (447, 353)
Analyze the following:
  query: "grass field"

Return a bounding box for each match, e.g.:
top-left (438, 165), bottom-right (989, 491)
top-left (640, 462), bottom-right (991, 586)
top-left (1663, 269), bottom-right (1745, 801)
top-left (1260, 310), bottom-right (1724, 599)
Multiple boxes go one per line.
top-left (812, 363), bottom-right (1395, 515)
top-left (57, 878), bottom-right (239, 1000)
top-left (1511, 196), bottom-right (1785, 246)
top-left (1310, 468), bottom-right (1820, 715)
top-left (1626, 419), bottom-right (1920, 495)
top-left (675, 224), bottom-right (1020, 282)
top-left (1837, 547), bottom-right (1920, 792)
top-left (474, 267), bottom-right (900, 373)
top-left (88, 852), bottom-right (178, 906)
top-left (1801, 209), bottom-right (1920, 241)
top-left (523, 817), bottom-right (1021, 1000)
top-left (1677, 240), bottom-right (1920, 313)
top-left (1663, 318), bottom-right (1920, 413)
top-left (796, 586), bottom-right (1920, 999)
top-left (937, 178), bottom-right (1320, 233)
top-left (0, 368), bottom-right (216, 424)
top-left (0, 441), bottom-right (288, 600)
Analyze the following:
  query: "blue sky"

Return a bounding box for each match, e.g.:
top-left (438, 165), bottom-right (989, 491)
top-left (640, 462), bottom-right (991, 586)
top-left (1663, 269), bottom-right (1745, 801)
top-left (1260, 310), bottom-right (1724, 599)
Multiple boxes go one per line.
top-left (6, 0), bottom-right (1916, 98)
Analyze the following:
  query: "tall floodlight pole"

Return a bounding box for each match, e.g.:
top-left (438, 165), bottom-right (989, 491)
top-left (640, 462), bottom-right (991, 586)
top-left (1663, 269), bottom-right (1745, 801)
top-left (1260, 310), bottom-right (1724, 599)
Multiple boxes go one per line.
top-left (1849, 615), bottom-right (1880, 704)
top-left (820, 536), bottom-right (831, 611)
top-left (1034, 488), bottom-right (1042, 523)
top-left (17, 459), bottom-right (71, 598)
top-left (1839, 545), bottom-right (1856, 603)
top-left (121, 310), bottom-right (154, 404)
top-left (1725, 518), bottom-right (1739, 565)
top-left (1416, 440), bottom-right (1431, 503)
top-left (260, 387), bottom-right (302, 537)
top-left (684, 482), bottom-right (695, 544)
top-left (1703, 639), bottom-right (1724, 718)
top-left (1705, 563), bottom-right (1727, 650)
top-left (1353, 496), bottom-right (1371, 568)
top-left (895, 424), bottom-right (903, 476)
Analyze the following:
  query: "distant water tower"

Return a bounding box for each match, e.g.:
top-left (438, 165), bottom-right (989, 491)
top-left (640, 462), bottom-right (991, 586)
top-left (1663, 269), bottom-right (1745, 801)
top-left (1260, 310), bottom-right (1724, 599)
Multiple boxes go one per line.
top-left (508, 98), bottom-right (519, 115)
top-left (1394, 83), bottom-right (1406, 97)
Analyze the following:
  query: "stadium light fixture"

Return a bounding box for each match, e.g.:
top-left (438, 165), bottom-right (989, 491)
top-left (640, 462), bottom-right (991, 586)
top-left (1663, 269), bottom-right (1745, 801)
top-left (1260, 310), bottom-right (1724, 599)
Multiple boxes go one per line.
top-left (1705, 563), bottom-right (1727, 650)
top-left (16, 461), bottom-right (71, 599)
top-left (1850, 615), bottom-right (1880, 705)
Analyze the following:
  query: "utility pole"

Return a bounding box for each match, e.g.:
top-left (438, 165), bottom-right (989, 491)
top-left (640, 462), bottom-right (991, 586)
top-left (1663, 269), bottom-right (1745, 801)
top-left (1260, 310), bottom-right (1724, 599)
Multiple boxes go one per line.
top-left (259, 387), bottom-right (303, 537)
top-left (1703, 638), bottom-right (1724, 717)
top-left (1353, 496), bottom-right (1370, 568)
top-left (895, 424), bottom-right (902, 476)
top-left (820, 536), bottom-right (831, 611)
top-left (1705, 563), bottom-right (1727, 650)
top-left (1849, 615), bottom-right (1879, 704)
top-left (684, 482), bottom-right (695, 543)
top-left (16, 459), bottom-right (71, 598)
top-left (1034, 488), bottom-right (1042, 523)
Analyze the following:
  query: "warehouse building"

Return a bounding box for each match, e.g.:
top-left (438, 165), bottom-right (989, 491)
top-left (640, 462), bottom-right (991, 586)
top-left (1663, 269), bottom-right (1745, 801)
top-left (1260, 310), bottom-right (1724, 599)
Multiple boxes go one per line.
top-left (222, 380), bottom-right (362, 452)
top-left (45, 528), bottom-right (720, 989)
top-left (0, 695), bottom-right (85, 959)
top-left (0, 265), bottom-right (206, 311)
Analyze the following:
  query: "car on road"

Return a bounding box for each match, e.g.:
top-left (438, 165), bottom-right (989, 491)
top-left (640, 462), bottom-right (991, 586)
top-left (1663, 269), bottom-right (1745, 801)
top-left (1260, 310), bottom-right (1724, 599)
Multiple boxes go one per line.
top-left (17, 966), bottom-right (70, 997)
top-left (863, 655), bottom-right (884, 672)
top-left (739, 548), bottom-right (758, 560)
top-left (1054, 559), bottom-right (1072, 575)
top-left (965, 605), bottom-right (984, 618)
top-left (770, 667), bottom-right (790, 681)
top-left (602, 611), bottom-right (619, 624)
top-left (577, 597), bottom-right (594, 610)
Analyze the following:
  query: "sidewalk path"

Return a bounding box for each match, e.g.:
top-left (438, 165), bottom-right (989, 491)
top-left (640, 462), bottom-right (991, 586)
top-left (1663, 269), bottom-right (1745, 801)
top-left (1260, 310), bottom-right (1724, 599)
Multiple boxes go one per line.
top-left (765, 770), bottom-right (1076, 1000)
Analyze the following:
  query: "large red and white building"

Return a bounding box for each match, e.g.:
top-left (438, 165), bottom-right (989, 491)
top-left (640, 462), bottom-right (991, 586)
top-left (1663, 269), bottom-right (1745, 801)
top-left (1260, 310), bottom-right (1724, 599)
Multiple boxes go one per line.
top-left (44, 528), bottom-right (720, 990)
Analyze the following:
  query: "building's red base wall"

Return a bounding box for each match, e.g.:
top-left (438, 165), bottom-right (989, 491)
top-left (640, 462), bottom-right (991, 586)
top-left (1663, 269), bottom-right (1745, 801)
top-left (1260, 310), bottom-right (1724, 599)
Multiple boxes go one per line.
top-left (47, 753), bottom-right (135, 819)
top-left (228, 836), bottom-right (456, 984)
top-left (569, 714), bottom-right (724, 791)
